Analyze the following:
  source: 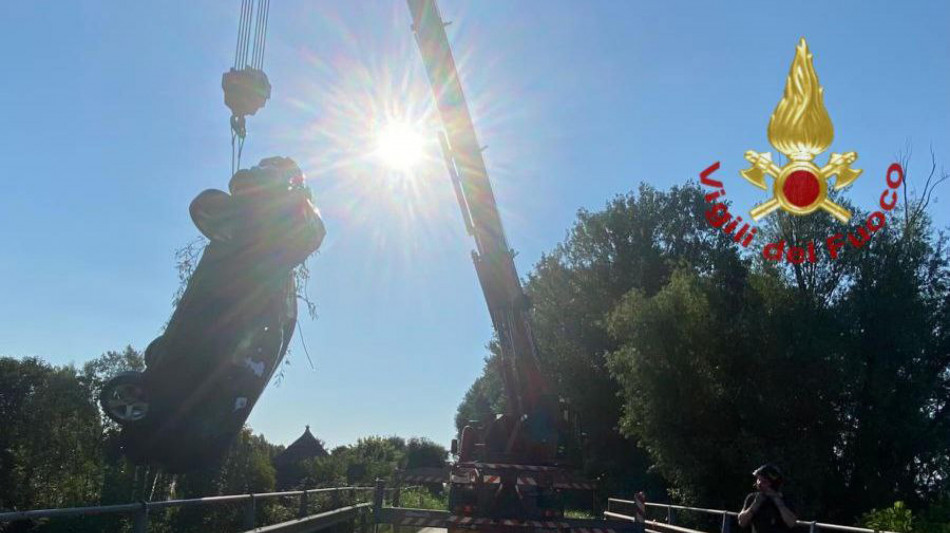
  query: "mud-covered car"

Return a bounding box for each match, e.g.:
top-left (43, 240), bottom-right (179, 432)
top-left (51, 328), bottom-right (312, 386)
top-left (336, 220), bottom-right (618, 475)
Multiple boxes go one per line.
top-left (99, 157), bottom-right (325, 472)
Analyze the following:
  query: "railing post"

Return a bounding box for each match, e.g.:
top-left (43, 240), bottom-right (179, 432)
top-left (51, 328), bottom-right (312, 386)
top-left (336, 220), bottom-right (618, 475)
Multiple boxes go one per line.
top-left (360, 507), bottom-right (369, 533)
top-left (810, 521), bottom-right (818, 533)
top-left (299, 489), bottom-right (310, 518)
top-left (332, 488), bottom-right (342, 509)
top-left (327, 488), bottom-right (343, 533)
top-left (393, 487), bottom-right (402, 533)
top-left (667, 506), bottom-right (675, 525)
top-left (243, 494), bottom-right (256, 530)
top-left (132, 501), bottom-right (149, 533)
top-left (373, 479), bottom-right (385, 533)
top-left (721, 511), bottom-right (731, 533)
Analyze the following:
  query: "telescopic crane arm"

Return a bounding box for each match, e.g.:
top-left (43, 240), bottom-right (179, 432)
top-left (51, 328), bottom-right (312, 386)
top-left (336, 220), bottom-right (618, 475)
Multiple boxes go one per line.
top-left (407, 0), bottom-right (551, 422)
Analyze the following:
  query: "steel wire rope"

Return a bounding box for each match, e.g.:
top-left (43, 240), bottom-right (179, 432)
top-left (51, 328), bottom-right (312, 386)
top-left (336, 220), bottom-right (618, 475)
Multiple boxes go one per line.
top-left (235, 0), bottom-right (252, 68)
top-left (229, 0), bottom-right (270, 175)
top-left (242, 0), bottom-right (255, 67)
top-left (260, 0), bottom-right (270, 69)
top-left (233, 0), bottom-right (249, 68)
top-left (232, 131), bottom-right (246, 176)
top-left (244, 0), bottom-right (255, 67)
top-left (251, 0), bottom-right (264, 69)
top-left (254, 0), bottom-right (270, 70)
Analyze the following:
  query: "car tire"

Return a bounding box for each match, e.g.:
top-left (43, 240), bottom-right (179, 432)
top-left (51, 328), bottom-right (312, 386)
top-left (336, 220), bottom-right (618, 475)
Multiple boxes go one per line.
top-left (189, 189), bottom-right (235, 242)
top-left (143, 335), bottom-right (166, 367)
top-left (101, 371), bottom-right (150, 426)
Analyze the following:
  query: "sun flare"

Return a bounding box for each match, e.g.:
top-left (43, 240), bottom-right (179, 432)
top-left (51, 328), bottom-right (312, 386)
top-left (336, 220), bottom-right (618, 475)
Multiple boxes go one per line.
top-left (375, 121), bottom-right (426, 170)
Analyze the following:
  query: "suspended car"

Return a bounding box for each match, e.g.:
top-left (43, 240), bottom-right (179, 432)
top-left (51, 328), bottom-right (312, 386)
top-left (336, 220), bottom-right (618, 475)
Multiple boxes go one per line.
top-left (100, 157), bottom-right (325, 472)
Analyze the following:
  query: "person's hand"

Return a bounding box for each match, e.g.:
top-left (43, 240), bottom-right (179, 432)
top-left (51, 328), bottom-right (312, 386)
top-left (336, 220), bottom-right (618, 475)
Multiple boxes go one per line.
top-left (763, 488), bottom-right (785, 506)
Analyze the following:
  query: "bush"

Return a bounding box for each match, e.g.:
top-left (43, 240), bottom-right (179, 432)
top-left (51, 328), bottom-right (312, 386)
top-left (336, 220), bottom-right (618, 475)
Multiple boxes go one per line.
top-left (861, 501), bottom-right (914, 533)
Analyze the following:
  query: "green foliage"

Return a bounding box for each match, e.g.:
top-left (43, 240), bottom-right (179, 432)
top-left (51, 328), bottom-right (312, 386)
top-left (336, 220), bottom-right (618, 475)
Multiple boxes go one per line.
top-left (0, 357), bottom-right (104, 510)
top-left (398, 486), bottom-right (448, 510)
top-left (456, 184), bottom-right (739, 496)
top-left (339, 436), bottom-right (404, 484)
top-left (81, 346), bottom-right (145, 391)
top-left (455, 346), bottom-right (507, 434)
top-left (532, 185), bottom-right (748, 498)
top-left (917, 495), bottom-right (950, 533)
top-left (456, 176), bottom-right (950, 523)
top-left (862, 501), bottom-right (914, 533)
top-left (166, 429), bottom-right (281, 532)
top-left (1, 347), bottom-right (446, 532)
top-left (607, 196), bottom-right (950, 519)
top-left (297, 454), bottom-right (347, 488)
top-left (606, 265), bottom-right (843, 515)
top-left (214, 429), bottom-right (279, 495)
top-left (404, 437), bottom-right (448, 469)
top-left (274, 435), bottom-right (448, 491)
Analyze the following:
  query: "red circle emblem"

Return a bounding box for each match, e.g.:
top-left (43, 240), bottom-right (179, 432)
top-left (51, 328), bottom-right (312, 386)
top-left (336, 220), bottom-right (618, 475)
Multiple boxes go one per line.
top-left (783, 170), bottom-right (820, 207)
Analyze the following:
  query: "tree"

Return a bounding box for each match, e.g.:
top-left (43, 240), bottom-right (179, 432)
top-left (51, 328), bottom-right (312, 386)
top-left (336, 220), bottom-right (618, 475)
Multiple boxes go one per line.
top-left (336, 436), bottom-right (404, 485)
top-left (862, 501), bottom-right (915, 533)
top-left (0, 357), bottom-right (104, 510)
top-left (457, 184), bottom-right (739, 495)
top-left (404, 438), bottom-right (448, 470)
top-left (606, 183), bottom-right (950, 519)
top-left (606, 267), bottom-right (845, 515)
top-left (298, 454), bottom-right (347, 489)
top-left (457, 173), bottom-right (949, 522)
top-left (455, 347), bottom-right (506, 434)
top-left (81, 346), bottom-right (145, 393)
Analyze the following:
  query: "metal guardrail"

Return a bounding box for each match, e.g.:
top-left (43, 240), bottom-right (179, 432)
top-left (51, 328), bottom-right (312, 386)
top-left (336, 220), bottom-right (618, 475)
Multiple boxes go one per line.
top-left (0, 486), bottom-right (375, 532)
top-left (380, 506), bottom-right (644, 532)
top-left (239, 503), bottom-right (372, 533)
top-left (389, 485), bottom-right (424, 508)
top-left (606, 498), bottom-right (900, 533)
top-left (5, 482), bottom-right (899, 533)
top-left (376, 478), bottom-right (644, 533)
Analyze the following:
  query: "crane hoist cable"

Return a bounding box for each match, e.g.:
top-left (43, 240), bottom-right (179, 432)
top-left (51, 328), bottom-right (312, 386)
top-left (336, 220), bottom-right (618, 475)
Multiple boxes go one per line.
top-left (223, 0), bottom-right (271, 175)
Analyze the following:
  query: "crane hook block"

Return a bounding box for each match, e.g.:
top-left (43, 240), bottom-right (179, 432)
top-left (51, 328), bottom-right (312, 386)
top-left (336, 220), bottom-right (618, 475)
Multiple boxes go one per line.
top-left (222, 68), bottom-right (271, 119)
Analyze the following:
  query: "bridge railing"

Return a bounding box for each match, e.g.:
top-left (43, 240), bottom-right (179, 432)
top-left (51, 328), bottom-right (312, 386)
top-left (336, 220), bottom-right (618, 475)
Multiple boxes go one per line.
top-left (0, 486), bottom-right (375, 532)
top-left (606, 498), bottom-right (899, 533)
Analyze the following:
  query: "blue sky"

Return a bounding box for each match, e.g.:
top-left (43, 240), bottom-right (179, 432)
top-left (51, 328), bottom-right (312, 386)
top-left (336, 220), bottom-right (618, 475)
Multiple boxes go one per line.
top-left (1, 1), bottom-right (948, 450)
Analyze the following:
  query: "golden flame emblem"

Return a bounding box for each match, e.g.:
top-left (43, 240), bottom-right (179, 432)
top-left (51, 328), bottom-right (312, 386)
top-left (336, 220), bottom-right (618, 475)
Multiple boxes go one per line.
top-left (741, 38), bottom-right (861, 223)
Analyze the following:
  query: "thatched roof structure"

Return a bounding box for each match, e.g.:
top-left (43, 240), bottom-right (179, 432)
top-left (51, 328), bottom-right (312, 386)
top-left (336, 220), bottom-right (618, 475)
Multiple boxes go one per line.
top-left (274, 426), bottom-right (328, 467)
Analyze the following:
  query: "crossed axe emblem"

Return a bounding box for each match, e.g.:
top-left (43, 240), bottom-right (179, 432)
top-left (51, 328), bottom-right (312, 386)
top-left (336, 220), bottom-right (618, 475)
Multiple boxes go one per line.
top-left (741, 150), bottom-right (862, 223)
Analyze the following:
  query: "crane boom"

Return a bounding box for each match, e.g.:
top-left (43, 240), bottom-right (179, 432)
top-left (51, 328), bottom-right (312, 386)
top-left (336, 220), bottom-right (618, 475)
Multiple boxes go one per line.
top-left (404, 2), bottom-right (597, 524)
top-left (407, 0), bottom-right (550, 421)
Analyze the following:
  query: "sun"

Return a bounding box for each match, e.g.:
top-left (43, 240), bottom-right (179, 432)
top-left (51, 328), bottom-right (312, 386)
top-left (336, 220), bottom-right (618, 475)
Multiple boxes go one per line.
top-left (375, 121), bottom-right (426, 170)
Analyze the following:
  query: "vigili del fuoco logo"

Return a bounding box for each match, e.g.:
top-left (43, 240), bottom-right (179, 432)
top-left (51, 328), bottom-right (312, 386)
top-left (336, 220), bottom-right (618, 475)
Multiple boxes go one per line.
top-left (698, 38), bottom-right (904, 264)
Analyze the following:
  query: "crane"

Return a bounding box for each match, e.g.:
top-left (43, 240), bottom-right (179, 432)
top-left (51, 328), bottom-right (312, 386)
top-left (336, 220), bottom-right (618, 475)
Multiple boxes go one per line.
top-left (407, 0), bottom-right (590, 523)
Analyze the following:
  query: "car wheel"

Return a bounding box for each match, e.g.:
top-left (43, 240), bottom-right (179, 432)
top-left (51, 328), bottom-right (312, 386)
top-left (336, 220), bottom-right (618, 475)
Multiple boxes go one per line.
top-left (189, 189), bottom-right (235, 242)
top-left (143, 335), bottom-right (164, 367)
top-left (101, 371), bottom-right (150, 425)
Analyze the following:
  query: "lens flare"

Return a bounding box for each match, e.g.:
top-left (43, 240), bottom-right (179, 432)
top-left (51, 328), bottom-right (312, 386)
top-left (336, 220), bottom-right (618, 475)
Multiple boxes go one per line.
top-left (376, 121), bottom-right (426, 170)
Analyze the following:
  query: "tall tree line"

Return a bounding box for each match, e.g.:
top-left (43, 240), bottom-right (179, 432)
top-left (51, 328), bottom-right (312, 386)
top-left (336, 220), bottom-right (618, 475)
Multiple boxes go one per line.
top-left (457, 169), bottom-right (950, 525)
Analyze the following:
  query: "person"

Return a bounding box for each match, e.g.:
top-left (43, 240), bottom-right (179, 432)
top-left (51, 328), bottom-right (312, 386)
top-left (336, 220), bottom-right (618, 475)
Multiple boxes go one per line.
top-left (633, 491), bottom-right (646, 523)
top-left (738, 463), bottom-right (798, 532)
